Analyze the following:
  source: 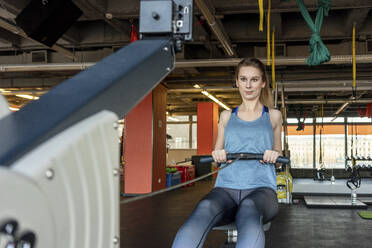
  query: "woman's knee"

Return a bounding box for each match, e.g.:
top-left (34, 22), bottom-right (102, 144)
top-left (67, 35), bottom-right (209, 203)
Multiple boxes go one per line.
top-left (249, 188), bottom-right (279, 221)
top-left (239, 198), bottom-right (257, 209)
top-left (196, 198), bottom-right (221, 213)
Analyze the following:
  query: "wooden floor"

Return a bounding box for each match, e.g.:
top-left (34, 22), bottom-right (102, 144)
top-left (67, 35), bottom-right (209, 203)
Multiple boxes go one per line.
top-left (120, 180), bottom-right (372, 248)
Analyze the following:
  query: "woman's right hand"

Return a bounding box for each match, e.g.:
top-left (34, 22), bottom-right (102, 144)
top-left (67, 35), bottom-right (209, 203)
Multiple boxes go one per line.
top-left (212, 149), bottom-right (227, 163)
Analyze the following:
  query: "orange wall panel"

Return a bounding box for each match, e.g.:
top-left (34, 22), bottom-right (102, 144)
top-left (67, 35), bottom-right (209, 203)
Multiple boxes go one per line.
top-left (287, 124), bottom-right (346, 135)
top-left (124, 93), bottom-right (153, 194)
top-left (197, 102), bottom-right (219, 155)
top-left (348, 125), bottom-right (372, 135)
top-left (317, 125), bottom-right (344, 135)
top-left (287, 125), bottom-right (313, 135)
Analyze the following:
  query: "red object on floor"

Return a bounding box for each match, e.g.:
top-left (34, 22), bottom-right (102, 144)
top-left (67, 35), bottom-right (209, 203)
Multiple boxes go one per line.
top-left (176, 165), bottom-right (195, 187)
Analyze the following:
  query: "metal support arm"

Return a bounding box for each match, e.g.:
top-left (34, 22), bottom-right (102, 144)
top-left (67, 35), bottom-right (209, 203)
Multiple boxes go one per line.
top-left (0, 38), bottom-right (175, 166)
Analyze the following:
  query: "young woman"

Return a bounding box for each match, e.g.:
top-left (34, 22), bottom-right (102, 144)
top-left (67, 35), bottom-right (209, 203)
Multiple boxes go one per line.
top-left (172, 58), bottom-right (283, 248)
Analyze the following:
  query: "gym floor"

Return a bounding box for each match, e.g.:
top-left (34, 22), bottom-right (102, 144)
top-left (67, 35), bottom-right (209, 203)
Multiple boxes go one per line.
top-left (120, 180), bottom-right (372, 248)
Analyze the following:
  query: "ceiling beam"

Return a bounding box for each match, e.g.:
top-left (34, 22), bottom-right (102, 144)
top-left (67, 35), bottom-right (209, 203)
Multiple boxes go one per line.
top-left (59, 26), bottom-right (82, 45)
top-left (96, 0), bottom-right (372, 18)
top-left (193, 16), bottom-right (223, 57)
top-left (345, 9), bottom-right (370, 37)
top-left (271, 13), bottom-right (282, 37)
top-left (210, 0), bottom-right (372, 15)
top-left (194, 0), bottom-right (236, 57)
top-left (73, 0), bottom-right (131, 36)
top-left (0, 18), bottom-right (76, 60)
top-left (0, 27), bottom-right (21, 47)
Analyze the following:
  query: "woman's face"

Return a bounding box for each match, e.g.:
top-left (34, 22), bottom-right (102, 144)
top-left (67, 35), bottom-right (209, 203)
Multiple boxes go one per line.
top-left (236, 66), bottom-right (265, 101)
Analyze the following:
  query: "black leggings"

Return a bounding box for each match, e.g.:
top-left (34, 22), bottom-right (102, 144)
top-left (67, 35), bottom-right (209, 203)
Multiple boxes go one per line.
top-left (171, 187), bottom-right (278, 248)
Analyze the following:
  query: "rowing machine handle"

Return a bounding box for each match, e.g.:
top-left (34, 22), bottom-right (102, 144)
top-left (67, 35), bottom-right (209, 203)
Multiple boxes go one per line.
top-left (199, 153), bottom-right (290, 164)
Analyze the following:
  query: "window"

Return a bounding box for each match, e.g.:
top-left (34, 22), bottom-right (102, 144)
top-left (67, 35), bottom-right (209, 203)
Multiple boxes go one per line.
top-left (316, 134), bottom-right (345, 169)
top-left (287, 134), bottom-right (313, 168)
top-left (167, 115), bottom-right (197, 149)
top-left (346, 124), bottom-right (372, 164)
top-left (286, 121), bottom-right (372, 169)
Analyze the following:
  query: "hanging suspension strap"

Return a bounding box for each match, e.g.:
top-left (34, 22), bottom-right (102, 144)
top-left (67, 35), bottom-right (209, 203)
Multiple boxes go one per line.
top-left (347, 119), bottom-right (361, 190)
top-left (355, 122), bottom-right (358, 157)
top-left (295, 0), bottom-right (331, 65)
top-left (347, 167), bottom-right (361, 190)
top-left (351, 120), bottom-right (354, 159)
top-left (319, 104), bottom-right (324, 168)
top-left (258, 0), bottom-right (264, 31)
top-left (352, 23), bottom-right (357, 99)
top-left (267, 0), bottom-right (271, 65)
top-left (271, 27), bottom-right (276, 89)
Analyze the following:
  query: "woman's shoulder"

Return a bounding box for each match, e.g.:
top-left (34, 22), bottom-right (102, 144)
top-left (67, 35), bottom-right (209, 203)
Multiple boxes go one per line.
top-left (219, 109), bottom-right (232, 126)
top-left (267, 108), bottom-right (282, 126)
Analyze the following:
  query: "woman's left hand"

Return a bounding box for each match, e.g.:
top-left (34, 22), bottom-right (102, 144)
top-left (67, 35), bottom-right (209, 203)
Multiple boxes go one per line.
top-left (261, 150), bottom-right (280, 164)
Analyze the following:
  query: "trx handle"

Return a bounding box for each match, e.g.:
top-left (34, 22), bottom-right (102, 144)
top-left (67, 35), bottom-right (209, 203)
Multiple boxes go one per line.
top-left (199, 153), bottom-right (290, 164)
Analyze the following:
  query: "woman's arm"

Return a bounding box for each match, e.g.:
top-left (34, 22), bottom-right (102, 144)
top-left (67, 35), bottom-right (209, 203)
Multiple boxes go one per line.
top-left (263, 109), bottom-right (283, 167)
top-left (212, 110), bottom-right (231, 162)
top-left (271, 109), bottom-right (283, 156)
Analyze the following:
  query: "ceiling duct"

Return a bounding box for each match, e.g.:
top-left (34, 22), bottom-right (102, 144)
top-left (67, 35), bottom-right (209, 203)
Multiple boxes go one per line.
top-left (31, 50), bottom-right (48, 63)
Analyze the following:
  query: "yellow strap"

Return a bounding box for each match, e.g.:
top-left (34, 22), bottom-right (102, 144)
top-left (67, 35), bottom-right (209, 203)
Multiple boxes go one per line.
top-left (352, 24), bottom-right (356, 89)
top-left (258, 0), bottom-right (264, 31)
top-left (267, 0), bottom-right (271, 65)
top-left (271, 29), bottom-right (275, 89)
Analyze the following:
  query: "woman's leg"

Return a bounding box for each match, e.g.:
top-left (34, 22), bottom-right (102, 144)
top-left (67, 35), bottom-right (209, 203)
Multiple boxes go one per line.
top-left (171, 187), bottom-right (237, 248)
top-left (234, 188), bottom-right (278, 248)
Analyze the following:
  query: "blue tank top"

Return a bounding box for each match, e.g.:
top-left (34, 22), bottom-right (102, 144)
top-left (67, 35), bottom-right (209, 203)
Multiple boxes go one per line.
top-left (214, 106), bottom-right (277, 191)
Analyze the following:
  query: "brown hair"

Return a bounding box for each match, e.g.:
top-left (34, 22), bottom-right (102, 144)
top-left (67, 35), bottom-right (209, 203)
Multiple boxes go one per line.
top-left (234, 58), bottom-right (274, 108)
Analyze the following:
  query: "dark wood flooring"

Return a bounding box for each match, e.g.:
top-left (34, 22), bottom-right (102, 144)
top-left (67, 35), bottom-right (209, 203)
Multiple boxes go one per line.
top-left (120, 180), bottom-right (372, 248)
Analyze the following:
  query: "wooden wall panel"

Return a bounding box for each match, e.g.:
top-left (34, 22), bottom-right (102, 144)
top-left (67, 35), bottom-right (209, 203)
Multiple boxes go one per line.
top-left (152, 84), bottom-right (167, 191)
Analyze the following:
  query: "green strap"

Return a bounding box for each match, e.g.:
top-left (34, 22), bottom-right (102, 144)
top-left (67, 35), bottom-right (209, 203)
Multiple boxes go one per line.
top-left (296, 0), bottom-right (331, 66)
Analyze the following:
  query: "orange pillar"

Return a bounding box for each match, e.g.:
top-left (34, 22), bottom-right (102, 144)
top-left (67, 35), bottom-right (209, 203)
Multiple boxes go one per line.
top-left (197, 102), bottom-right (219, 155)
top-left (124, 84), bottom-right (167, 194)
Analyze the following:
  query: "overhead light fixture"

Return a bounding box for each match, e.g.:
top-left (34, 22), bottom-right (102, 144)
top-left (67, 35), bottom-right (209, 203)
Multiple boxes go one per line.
top-left (0, 88), bottom-right (10, 93)
top-left (201, 90), bottom-right (230, 110)
top-left (9, 106), bottom-right (19, 111)
top-left (15, 94), bottom-right (39, 100)
top-left (193, 84), bottom-right (201, 89)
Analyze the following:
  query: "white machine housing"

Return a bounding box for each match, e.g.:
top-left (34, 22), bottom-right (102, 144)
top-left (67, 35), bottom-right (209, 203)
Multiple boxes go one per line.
top-left (0, 110), bottom-right (120, 247)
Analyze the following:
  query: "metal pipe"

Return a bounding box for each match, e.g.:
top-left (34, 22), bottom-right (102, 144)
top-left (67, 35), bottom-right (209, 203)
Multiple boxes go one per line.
top-left (0, 63), bottom-right (95, 72)
top-left (277, 86), bottom-right (368, 92)
top-left (168, 85), bottom-right (372, 93)
top-left (176, 55), bottom-right (372, 67)
top-left (282, 99), bottom-right (372, 104)
top-left (313, 118), bottom-right (316, 169)
top-left (1, 54), bottom-right (372, 72)
top-left (344, 117), bottom-right (348, 168)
